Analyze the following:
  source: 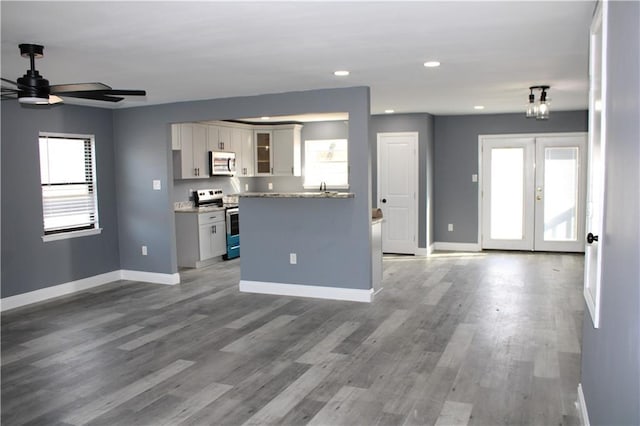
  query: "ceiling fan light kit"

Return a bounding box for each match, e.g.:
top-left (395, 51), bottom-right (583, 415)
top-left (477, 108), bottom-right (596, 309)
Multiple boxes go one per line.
top-left (2, 43), bottom-right (146, 105)
top-left (526, 85), bottom-right (550, 120)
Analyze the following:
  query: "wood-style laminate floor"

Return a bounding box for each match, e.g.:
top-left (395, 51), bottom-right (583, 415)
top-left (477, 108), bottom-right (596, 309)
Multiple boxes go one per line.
top-left (1, 251), bottom-right (585, 426)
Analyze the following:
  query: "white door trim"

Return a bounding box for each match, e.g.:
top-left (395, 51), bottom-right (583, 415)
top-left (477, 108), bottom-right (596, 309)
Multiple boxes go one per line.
top-left (478, 132), bottom-right (589, 251)
top-left (377, 132), bottom-right (419, 254)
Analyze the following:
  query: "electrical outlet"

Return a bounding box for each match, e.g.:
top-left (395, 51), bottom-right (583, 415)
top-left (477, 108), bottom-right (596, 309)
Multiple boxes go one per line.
top-left (472, 174), bottom-right (478, 182)
top-left (268, 182), bottom-right (273, 190)
top-left (142, 245), bottom-right (148, 256)
top-left (245, 183), bottom-right (249, 191)
top-left (152, 179), bottom-right (161, 190)
top-left (290, 253), bottom-right (297, 264)
top-left (448, 224), bottom-right (454, 232)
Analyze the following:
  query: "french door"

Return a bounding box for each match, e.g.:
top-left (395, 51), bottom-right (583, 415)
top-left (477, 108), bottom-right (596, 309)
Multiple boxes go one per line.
top-left (481, 133), bottom-right (587, 252)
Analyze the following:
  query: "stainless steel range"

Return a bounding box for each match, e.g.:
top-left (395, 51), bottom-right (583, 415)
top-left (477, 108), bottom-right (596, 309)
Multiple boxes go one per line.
top-left (193, 188), bottom-right (223, 208)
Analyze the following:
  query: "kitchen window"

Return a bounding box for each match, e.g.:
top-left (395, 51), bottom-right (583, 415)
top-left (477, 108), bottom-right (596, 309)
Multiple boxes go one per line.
top-left (39, 132), bottom-right (101, 241)
top-left (303, 139), bottom-right (349, 189)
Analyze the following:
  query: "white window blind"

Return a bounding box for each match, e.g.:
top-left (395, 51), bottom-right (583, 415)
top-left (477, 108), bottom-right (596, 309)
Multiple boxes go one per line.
top-left (303, 139), bottom-right (349, 189)
top-left (39, 134), bottom-right (99, 235)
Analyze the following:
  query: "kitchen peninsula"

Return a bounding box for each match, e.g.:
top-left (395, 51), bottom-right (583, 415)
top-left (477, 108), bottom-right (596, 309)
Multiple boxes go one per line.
top-left (238, 191), bottom-right (375, 302)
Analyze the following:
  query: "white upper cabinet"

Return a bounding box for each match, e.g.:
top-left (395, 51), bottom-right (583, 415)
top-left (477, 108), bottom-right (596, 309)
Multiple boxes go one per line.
top-left (272, 125), bottom-right (302, 176)
top-left (173, 121), bottom-right (301, 179)
top-left (234, 128), bottom-right (255, 176)
top-left (207, 125), bottom-right (233, 152)
top-left (171, 123), bottom-right (181, 150)
top-left (254, 129), bottom-right (273, 175)
top-left (174, 123), bottom-right (208, 179)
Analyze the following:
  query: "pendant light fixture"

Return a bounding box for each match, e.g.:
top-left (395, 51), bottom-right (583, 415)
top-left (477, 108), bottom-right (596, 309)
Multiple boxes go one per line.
top-left (526, 85), bottom-right (550, 120)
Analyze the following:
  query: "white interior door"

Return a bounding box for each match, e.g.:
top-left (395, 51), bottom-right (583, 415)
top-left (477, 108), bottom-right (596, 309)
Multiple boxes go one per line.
top-left (534, 135), bottom-right (587, 252)
top-left (584, 0), bottom-right (607, 328)
top-left (377, 132), bottom-right (418, 254)
top-left (481, 137), bottom-right (536, 250)
top-left (481, 134), bottom-right (587, 252)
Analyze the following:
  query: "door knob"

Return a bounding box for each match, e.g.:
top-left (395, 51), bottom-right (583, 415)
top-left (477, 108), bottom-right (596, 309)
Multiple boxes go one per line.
top-left (587, 232), bottom-right (599, 244)
top-left (381, 198), bottom-right (387, 204)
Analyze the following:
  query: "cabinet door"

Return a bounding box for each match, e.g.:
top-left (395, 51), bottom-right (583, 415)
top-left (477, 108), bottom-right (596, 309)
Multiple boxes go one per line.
top-left (206, 126), bottom-right (219, 152)
top-left (218, 127), bottom-right (232, 151)
top-left (179, 124), bottom-right (197, 179)
top-left (272, 128), bottom-right (294, 176)
top-left (211, 223), bottom-right (227, 257)
top-left (240, 129), bottom-right (255, 176)
top-left (255, 130), bottom-right (272, 175)
top-left (198, 225), bottom-right (214, 260)
top-left (192, 124), bottom-right (208, 178)
top-left (171, 123), bottom-right (181, 150)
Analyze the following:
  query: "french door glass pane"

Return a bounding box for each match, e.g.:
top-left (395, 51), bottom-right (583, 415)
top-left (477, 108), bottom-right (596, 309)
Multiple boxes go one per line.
top-left (544, 147), bottom-right (579, 241)
top-left (490, 148), bottom-right (524, 240)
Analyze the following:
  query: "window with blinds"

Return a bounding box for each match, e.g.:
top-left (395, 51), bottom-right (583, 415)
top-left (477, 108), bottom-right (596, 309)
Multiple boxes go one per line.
top-left (39, 133), bottom-right (99, 236)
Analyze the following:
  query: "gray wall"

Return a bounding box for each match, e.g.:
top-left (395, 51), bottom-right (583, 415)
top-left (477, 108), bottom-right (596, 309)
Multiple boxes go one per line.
top-left (370, 113), bottom-right (435, 248)
top-left (433, 110), bottom-right (588, 243)
top-left (1, 103), bottom-right (120, 298)
top-left (581, 2), bottom-right (640, 424)
top-left (114, 87), bottom-right (371, 283)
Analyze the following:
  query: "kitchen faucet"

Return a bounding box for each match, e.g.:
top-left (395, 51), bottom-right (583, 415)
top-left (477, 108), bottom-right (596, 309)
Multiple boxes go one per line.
top-left (319, 181), bottom-right (327, 191)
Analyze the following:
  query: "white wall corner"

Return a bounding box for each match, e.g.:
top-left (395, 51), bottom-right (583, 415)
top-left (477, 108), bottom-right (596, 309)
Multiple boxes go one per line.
top-left (239, 280), bottom-right (373, 303)
top-left (120, 270), bottom-right (181, 286)
top-left (0, 270), bottom-right (121, 312)
top-left (576, 383), bottom-right (591, 426)
top-left (433, 242), bottom-right (482, 252)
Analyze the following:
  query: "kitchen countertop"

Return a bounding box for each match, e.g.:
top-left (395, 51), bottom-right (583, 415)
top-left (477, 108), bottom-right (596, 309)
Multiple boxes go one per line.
top-left (175, 205), bottom-right (231, 213)
top-left (239, 192), bottom-right (355, 199)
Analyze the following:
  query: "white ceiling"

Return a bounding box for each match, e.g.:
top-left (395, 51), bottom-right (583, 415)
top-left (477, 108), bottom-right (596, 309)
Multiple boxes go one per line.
top-left (1, 1), bottom-right (595, 115)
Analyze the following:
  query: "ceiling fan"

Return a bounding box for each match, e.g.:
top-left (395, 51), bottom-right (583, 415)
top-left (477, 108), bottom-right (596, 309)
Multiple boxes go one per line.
top-left (1, 43), bottom-right (146, 105)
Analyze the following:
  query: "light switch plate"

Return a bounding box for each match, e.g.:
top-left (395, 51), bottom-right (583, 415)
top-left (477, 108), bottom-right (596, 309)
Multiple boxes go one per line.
top-left (472, 174), bottom-right (478, 182)
top-left (290, 253), bottom-right (297, 264)
top-left (152, 180), bottom-right (161, 190)
top-left (268, 182), bottom-right (273, 190)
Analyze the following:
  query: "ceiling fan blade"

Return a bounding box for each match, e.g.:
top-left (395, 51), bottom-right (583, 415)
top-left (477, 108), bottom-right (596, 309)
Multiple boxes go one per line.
top-left (49, 95), bottom-right (64, 104)
top-left (102, 89), bottom-right (146, 96)
top-left (50, 82), bottom-right (111, 94)
top-left (1, 77), bottom-right (19, 88)
top-left (58, 91), bottom-right (124, 102)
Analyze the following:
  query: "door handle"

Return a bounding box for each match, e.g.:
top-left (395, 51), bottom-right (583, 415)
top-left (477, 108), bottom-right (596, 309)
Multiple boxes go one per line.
top-left (587, 232), bottom-right (599, 244)
top-left (381, 198), bottom-right (387, 204)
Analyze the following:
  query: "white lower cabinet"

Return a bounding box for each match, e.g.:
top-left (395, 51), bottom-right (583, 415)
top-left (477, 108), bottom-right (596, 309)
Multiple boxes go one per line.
top-left (176, 211), bottom-right (226, 268)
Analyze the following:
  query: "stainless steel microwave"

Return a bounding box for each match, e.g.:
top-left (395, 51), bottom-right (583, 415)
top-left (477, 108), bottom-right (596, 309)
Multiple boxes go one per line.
top-left (209, 151), bottom-right (236, 176)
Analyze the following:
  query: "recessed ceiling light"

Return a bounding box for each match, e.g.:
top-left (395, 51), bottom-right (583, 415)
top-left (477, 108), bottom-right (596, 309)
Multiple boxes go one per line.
top-left (385, 109), bottom-right (395, 114)
top-left (334, 70), bottom-right (350, 77)
top-left (474, 105), bottom-right (485, 110)
top-left (261, 116), bottom-right (270, 120)
top-left (423, 61), bottom-right (441, 68)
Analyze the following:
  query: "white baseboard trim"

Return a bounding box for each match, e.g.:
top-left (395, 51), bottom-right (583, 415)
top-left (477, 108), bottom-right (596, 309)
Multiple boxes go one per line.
top-left (1, 269), bottom-right (181, 312)
top-left (0, 270), bottom-right (121, 312)
top-left (576, 383), bottom-right (590, 426)
top-left (428, 243), bottom-right (435, 255)
top-left (433, 242), bottom-right (482, 252)
top-left (239, 280), bottom-right (373, 303)
top-left (414, 247), bottom-right (429, 256)
top-left (120, 270), bottom-right (181, 286)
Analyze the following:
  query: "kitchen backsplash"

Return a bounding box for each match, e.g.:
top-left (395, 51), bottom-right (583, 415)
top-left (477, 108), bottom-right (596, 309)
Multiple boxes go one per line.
top-left (172, 176), bottom-right (305, 204)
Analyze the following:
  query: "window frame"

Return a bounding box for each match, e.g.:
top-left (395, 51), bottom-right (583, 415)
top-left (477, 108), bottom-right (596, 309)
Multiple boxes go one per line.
top-left (302, 138), bottom-right (349, 190)
top-left (39, 132), bottom-right (102, 242)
